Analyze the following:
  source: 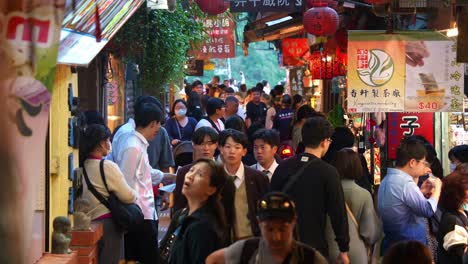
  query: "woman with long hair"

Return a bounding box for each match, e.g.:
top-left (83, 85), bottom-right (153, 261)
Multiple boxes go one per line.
top-left (327, 148), bottom-right (380, 263)
top-left (79, 124), bottom-right (137, 264)
top-left (437, 169), bottom-right (468, 264)
top-left (160, 159), bottom-right (227, 264)
top-left (165, 99), bottom-right (198, 146)
top-left (186, 91), bottom-right (203, 121)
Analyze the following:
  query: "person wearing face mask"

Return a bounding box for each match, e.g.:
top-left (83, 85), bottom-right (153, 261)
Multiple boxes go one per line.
top-left (448, 145), bottom-right (468, 172)
top-left (79, 124), bottom-right (138, 264)
top-left (165, 99), bottom-right (198, 146)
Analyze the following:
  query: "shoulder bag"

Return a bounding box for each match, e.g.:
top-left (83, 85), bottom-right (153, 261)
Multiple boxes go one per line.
top-left (82, 159), bottom-right (144, 231)
top-left (282, 156), bottom-right (318, 193)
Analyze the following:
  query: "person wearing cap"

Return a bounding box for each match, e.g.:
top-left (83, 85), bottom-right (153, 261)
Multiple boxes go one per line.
top-left (206, 192), bottom-right (327, 264)
top-left (195, 97), bottom-right (225, 133)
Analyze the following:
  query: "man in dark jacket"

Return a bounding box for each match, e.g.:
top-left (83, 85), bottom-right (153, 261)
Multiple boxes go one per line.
top-left (270, 116), bottom-right (350, 263)
top-left (219, 129), bottom-right (270, 241)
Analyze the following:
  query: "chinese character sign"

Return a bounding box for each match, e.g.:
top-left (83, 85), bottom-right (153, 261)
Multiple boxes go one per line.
top-left (282, 38), bottom-right (309, 66)
top-left (191, 15), bottom-right (235, 59)
top-left (347, 38), bottom-right (406, 112)
top-left (387, 113), bottom-right (434, 159)
top-left (347, 31), bottom-right (465, 113)
top-left (230, 0), bottom-right (303, 12)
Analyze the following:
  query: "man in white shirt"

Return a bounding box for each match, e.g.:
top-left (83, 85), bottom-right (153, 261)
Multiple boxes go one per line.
top-left (219, 129), bottom-right (269, 242)
top-left (195, 97), bottom-right (225, 133)
top-left (112, 102), bottom-right (169, 263)
top-left (251, 129), bottom-right (280, 181)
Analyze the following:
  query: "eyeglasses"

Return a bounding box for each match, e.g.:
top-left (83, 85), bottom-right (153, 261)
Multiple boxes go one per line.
top-left (417, 159), bottom-right (432, 168)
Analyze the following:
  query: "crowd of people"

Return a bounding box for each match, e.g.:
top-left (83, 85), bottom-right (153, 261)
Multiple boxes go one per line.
top-left (77, 76), bottom-right (468, 264)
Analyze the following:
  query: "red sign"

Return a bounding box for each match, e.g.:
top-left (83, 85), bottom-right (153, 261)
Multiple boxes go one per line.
top-left (282, 38), bottom-right (309, 66)
top-left (387, 113), bottom-right (434, 160)
top-left (191, 15), bottom-right (235, 59)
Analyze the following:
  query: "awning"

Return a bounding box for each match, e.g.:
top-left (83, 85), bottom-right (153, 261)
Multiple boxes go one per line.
top-left (58, 0), bottom-right (144, 66)
top-left (243, 12), bottom-right (303, 44)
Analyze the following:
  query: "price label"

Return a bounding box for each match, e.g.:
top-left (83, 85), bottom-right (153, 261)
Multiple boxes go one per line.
top-left (418, 102), bottom-right (439, 110)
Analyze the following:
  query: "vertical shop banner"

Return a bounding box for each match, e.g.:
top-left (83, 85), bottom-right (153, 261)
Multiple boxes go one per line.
top-left (282, 38), bottom-right (309, 66)
top-left (191, 15), bottom-right (235, 59)
top-left (0, 1), bottom-right (65, 262)
top-left (387, 113), bottom-right (434, 159)
top-left (348, 31), bottom-right (464, 112)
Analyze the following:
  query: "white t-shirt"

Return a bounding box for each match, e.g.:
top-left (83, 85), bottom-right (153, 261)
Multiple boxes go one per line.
top-left (195, 118), bottom-right (225, 133)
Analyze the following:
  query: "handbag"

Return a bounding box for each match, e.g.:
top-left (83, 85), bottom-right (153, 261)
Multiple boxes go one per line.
top-left (82, 159), bottom-right (144, 231)
top-left (159, 209), bottom-right (187, 264)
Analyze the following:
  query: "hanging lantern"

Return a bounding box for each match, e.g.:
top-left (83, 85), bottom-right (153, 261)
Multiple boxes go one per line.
top-left (306, 0), bottom-right (337, 9)
top-left (195, 0), bottom-right (228, 15)
top-left (303, 5), bottom-right (339, 36)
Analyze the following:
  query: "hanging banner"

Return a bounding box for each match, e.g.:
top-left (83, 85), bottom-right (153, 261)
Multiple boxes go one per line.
top-left (230, 0), bottom-right (304, 12)
top-left (387, 112), bottom-right (434, 159)
top-left (347, 31), bottom-right (464, 112)
top-left (190, 15), bottom-right (236, 59)
top-left (282, 38), bottom-right (309, 66)
top-left (1, 1), bottom-right (65, 262)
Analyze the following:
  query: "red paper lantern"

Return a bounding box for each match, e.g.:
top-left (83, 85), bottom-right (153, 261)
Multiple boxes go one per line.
top-left (303, 6), bottom-right (339, 36)
top-left (306, 0), bottom-right (337, 9)
top-left (196, 0), bottom-right (228, 15)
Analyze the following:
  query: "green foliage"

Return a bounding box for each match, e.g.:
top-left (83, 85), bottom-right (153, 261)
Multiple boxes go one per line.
top-left (109, 3), bottom-right (207, 95)
top-left (187, 18), bottom-right (285, 88)
top-left (328, 104), bottom-right (345, 128)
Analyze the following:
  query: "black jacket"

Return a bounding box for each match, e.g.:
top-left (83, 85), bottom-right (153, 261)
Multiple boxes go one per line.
top-left (270, 153), bottom-right (350, 257)
top-left (164, 205), bottom-right (224, 264)
top-left (437, 209), bottom-right (468, 264)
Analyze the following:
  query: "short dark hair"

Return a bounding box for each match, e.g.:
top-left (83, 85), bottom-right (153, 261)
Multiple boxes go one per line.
top-left (383, 240), bottom-right (432, 264)
top-left (438, 170), bottom-right (468, 210)
top-left (448, 145), bottom-right (468, 163)
top-left (192, 127), bottom-right (219, 145)
top-left (272, 85), bottom-right (284, 96)
top-left (301, 116), bottom-right (334, 148)
top-left (225, 95), bottom-right (239, 105)
top-left (212, 75), bottom-right (220, 82)
top-left (82, 110), bottom-right (105, 126)
top-left (281, 94), bottom-right (292, 107)
top-left (323, 127), bottom-right (355, 163)
top-left (135, 95), bottom-right (163, 113)
top-left (395, 138), bottom-right (427, 167)
top-left (331, 149), bottom-right (363, 180)
top-left (251, 129), bottom-right (280, 148)
top-left (295, 105), bottom-right (316, 123)
top-left (255, 82), bottom-right (264, 90)
top-left (192, 80), bottom-right (203, 88)
top-left (206, 97), bottom-right (225, 116)
top-left (225, 87), bottom-right (235, 94)
top-left (134, 103), bottom-right (162, 128)
top-left (224, 115), bottom-right (247, 134)
top-left (251, 86), bottom-right (262, 94)
top-left (219, 129), bottom-right (249, 149)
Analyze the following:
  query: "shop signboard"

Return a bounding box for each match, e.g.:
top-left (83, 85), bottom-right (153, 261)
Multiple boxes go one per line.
top-left (347, 31), bottom-right (464, 112)
top-left (282, 38), bottom-right (309, 66)
top-left (387, 112), bottom-right (434, 159)
top-left (1, 0), bottom-right (65, 262)
top-left (230, 0), bottom-right (304, 12)
top-left (191, 15), bottom-right (235, 59)
top-left (58, 0), bottom-right (144, 66)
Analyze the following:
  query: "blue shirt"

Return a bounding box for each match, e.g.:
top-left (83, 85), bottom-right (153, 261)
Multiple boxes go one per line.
top-left (377, 168), bottom-right (437, 252)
